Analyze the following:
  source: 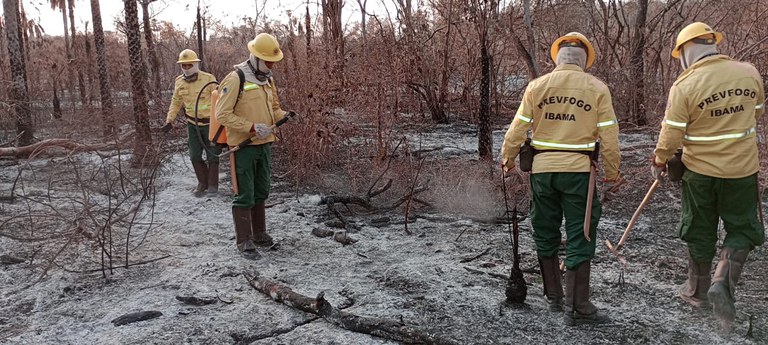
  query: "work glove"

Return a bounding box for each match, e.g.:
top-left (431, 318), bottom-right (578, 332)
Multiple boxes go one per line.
top-left (650, 156), bottom-right (666, 180)
top-left (253, 123), bottom-right (272, 139)
top-left (499, 162), bottom-right (518, 180)
top-left (161, 123), bottom-right (172, 133)
top-left (601, 177), bottom-right (625, 202)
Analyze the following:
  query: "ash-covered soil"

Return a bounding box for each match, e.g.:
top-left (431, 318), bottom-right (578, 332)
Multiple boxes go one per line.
top-left (0, 124), bottom-right (765, 345)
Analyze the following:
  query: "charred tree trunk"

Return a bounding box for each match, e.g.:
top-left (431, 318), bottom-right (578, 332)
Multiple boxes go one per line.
top-left (123, 0), bottom-right (153, 159)
top-left (3, 0), bottom-right (33, 145)
top-left (91, 0), bottom-right (115, 135)
top-left (58, 2), bottom-right (75, 112)
top-left (52, 63), bottom-right (62, 119)
top-left (323, 0), bottom-right (344, 96)
top-left (84, 27), bottom-right (94, 105)
top-left (196, 3), bottom-right (205, 71)
top-left (629, 0), bottom-right (648, 126)
top-left (67, 0), bottom-right (87, 106)
top-left (522, 0), bottom-right (538, 78)
top-left (438, 0), bottom-right (454, 114)
top-left (478, 36), bottom-right (492, 160)
top-left (141, 0), bottom-right (161, 99)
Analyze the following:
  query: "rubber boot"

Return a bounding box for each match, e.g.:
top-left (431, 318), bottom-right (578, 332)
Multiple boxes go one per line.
top-left (708, 247), bottom-right (749, 332)
top-left (207, 162), bottom-right (219, 197)
top-left (564, 261), bottom-right (610, 326)
top-left (678, 253), bottom-right (711, 309)
top-left (191, 162), bottom-right (209, 198)
top-left (232, 207), bottom-right (260, 259)
top-left (251, 203), bottom-right (274, 247)
top-left (539, 256), bottom-right (564, 312)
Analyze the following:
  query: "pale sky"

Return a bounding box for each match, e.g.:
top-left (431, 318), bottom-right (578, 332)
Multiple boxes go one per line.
top-left (10, 0), bottom-right (393, 37)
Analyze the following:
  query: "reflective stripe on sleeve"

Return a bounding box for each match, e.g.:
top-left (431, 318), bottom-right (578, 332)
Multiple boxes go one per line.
top-left (516, 114), bottom-right (533, 123)
top-left (757, 104), bottom-right (765, 110)
top-left (531, 139), bottom-right (596, 149)
top-left (243, 84), bottom-right (260, 91)
top-left (684, 127), bottom-right (756, 142)
top-left (665, 119), bottom-right (687, 128)
top-left (597, 119), bottom-right (618, 127)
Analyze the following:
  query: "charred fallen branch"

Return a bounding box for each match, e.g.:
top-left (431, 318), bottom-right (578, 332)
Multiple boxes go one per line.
top-left (320, 180), bottom-right (431, 227)
top-left (246, 273), bottom-right (460, 345)
top-left (0, 131), bottom-right (134, 158)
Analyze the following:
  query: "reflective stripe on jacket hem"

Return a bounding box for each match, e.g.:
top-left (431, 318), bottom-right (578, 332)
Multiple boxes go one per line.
top-left (531, 139), bottom-right (596, 150)
top-left (684, 127), bottom-right (756, 142)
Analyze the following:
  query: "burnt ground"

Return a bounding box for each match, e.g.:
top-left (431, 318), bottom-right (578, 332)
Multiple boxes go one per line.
top-left (0, 123), bottom-right (766, 345)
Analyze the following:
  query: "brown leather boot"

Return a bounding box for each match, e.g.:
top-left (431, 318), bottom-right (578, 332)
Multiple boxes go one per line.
top-left (191, 162), bottom-right (208, 198)
top-left (678, 253), bottom-right (711, 309)
top-left (708, 247), bottom-right (749, 331)
top-left (232, 207), bottom-right (260, 259)
top-left (539, 256), bottom-right (564, 312)
top-left (207, 162), bottom-right (219, 197)
top-left (564, 261), bottom-right (610, 326)
top-left (251, 203), bottom-right (274, 246)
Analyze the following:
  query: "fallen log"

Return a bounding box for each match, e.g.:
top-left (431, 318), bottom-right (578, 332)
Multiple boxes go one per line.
top-left (246, 273), bottom-right (459, 345)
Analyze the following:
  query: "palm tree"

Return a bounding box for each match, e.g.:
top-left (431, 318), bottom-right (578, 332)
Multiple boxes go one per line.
top-left (90, 0), bottom-right (114, 135)
top-left (3, 0), bottom-right (33, 145)
top-left (123, 0), bottom-right (153, 161)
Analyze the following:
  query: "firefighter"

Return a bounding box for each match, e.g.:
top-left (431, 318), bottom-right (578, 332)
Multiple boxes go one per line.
top-left (216, 33), bottom-right (295, 259)
top-left (501, 32), bottom-right (621, 326)
top-left (652, 22), bottom-right (765, 331)
top-left (164, 49), bottom-right (221, 197)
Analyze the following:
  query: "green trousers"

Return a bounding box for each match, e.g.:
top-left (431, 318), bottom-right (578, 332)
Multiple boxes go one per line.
top-left (530, 172), bottom-right (601, 270)
top-left (187, 123), bottom-right (221, 164)
top-left (679, 170), bottom-right (765, 263)
top-left (233, 144), bottom-right (271, 209)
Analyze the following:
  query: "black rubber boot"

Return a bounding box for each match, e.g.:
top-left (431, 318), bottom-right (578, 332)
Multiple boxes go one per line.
top-left (191, 161), bottom-right (209, 197)
top-left (251, 203), bottom-right (274, 247)
top-left (539, 256), bottom-right (564, 312)
top-left (708, 247), bottom-right (749, 332)
top-left (678, 253), bottom-right (711, 309)
top-left (233, 207), bottom-right (260, 260)
top-left (564, 261), bottom-right (610, 326)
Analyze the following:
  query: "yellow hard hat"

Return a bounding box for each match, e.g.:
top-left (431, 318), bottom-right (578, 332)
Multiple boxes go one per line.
top-left (247, 33), bottom-right (283, 62)
top-left (671, 22), bottom-right (722, 58)
top-left (550, 32), bottom-right (595, 69)
top-left (176, 49), bottom-right (200, 64)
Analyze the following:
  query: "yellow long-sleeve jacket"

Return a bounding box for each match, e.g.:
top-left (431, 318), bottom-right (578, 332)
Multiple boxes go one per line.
top-left (215, 71), bottom-right (287, 147)
top-left (654, 55), bottom-right (765, 179)
top-left (501, 64), bottom-right (621, 180)
top-left (166, 71), bottom-right (217, 125)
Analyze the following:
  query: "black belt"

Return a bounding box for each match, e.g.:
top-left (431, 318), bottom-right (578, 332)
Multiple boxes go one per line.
top-left (186, 114), bottom-right (210, 124)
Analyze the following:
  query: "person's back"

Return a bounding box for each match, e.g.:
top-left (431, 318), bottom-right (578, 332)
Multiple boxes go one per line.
top-left (659, 56), bottom-right (764, 178)
top-left (652, 22), bottom-right (766, 332)
top-left (163, 49), bottom-right (221, 197)
top-left (522, 65), bottom-right (618, 176)
top-left (501, 32), bottom-right (621, 327)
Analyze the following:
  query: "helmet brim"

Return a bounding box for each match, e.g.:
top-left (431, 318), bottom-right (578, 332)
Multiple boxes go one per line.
top-left (550, 34), bottom-right (595, 69)
top-left (671, 31), bottom-right (723, 58)
top-left (248, 39), bottom-right (284, 62)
